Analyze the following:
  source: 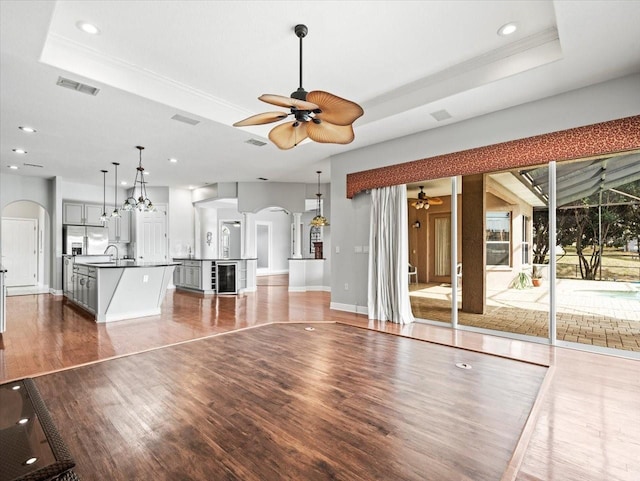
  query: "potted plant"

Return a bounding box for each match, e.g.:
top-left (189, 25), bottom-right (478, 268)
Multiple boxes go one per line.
top-left (531, 266), bottom-right (543, 287)
top-left (510, 270), bottom-right (532, 289)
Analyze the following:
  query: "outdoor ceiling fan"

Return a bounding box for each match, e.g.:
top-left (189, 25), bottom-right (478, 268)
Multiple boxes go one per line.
top-left (233, 24), bottom-right (364, 150)
top-left (410, 186), bottom-right (443, 210)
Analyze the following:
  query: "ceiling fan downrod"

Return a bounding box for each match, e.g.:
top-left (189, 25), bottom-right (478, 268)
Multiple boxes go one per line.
top-left (291, 24), bottom-right (309, 101)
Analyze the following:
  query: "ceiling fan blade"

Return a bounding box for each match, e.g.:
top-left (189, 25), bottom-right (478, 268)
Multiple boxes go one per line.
top-left (233, 111), bottom-right (289, 127)
top-left (307, 119), bottom-right (355, 145)
top-left (307, 91), bottom-right (364, 126)
top-left (259, 94), bottom-right (319, 111)
top-left (427, 197), bottom-right (444, 206)
top-left (268, 121), bottom-right (309, 150)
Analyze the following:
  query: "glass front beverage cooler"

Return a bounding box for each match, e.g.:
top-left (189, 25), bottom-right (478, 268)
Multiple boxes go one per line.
top-left (216, 262), bottom-right (237, 294)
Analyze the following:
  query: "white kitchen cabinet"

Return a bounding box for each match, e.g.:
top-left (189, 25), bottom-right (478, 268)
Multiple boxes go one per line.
top-left (107, 210), bottom-right (131, 243)
top-left (84, 205), bottom-right (104, 225)
top-left (63, 202), bottom-right (104, 226)
top-left (63, 255), bottom-right (74, 297)
top-left (63, 203), bottom-right (84, 224)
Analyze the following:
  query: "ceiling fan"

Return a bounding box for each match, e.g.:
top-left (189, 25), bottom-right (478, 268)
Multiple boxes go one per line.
top-left (233, 24), bottom-right (364, 150)
top-left (410, 186), bottom-right (443, 210)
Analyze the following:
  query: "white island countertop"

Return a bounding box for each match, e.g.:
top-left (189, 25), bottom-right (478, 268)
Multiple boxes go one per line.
top-left (72, 261), bottom-right (177, 322)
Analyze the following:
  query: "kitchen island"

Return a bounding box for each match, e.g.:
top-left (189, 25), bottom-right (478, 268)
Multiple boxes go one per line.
top-left (172, 258), bottom-right (257, 294)
top-left (69, 260), bottom-right (177, 322)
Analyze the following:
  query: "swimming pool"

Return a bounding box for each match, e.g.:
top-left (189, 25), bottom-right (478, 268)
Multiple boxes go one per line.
top-left (575, 289), bottom-right (640, 300)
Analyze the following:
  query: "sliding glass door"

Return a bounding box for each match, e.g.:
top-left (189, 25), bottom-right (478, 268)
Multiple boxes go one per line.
top-left (407, 154), bottom-right (640, 356)
top-left (408, 178), bottom-right (457, 324)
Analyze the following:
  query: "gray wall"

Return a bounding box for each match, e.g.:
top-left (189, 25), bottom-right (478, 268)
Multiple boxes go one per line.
top-left (329, 73), bottom-right (640, 312)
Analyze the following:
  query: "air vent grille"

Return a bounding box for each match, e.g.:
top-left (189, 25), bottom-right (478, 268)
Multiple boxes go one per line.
top-left (171, 114), bottom-right (200, 125)
top-left (430, 109), bottom-right (452, 121)
top-left (56, 76), bottom-right (100, 96)
top-left (246, 138), bottom-right (267, 147)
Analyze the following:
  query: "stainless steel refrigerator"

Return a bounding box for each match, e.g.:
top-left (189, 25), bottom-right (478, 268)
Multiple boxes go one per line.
top-left (63, 225), bottom-right (109, 255)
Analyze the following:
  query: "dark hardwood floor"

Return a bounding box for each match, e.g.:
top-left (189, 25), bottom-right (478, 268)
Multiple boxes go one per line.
top-left (33, 323), bottom-right (547, 481)
top-left (1, 279), bottom-right (639, 480)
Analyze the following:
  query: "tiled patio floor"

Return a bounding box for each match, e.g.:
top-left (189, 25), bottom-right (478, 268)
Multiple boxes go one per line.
top-left (410, 279), bottom-right (640, 352)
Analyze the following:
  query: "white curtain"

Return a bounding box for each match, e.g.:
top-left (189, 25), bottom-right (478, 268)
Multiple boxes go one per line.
top-left (435, 217), bottom-right (451, 276)
top-left (367, 185), bottom-right (415, 324)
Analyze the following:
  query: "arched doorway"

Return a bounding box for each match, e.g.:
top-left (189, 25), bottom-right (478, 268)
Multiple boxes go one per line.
top-left (1, 200), bottom-right (51, 295)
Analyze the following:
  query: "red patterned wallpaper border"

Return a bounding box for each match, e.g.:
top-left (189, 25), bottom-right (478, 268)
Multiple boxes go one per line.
top-left (346, 115), bottom-right (640, 198)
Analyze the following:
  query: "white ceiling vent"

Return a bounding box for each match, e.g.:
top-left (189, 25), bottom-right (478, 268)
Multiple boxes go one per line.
top-left (171, 114), bottom-right (200, 126)
top-left (56, 76), bottom-right (100, 96)
top-left (430, 109), bottom-right (452, 121)
top-left (245, 138), bottom-right (267, 147)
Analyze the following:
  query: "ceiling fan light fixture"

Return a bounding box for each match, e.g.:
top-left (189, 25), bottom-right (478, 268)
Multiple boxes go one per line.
top-left (233, 24), bottom-right (363, 149)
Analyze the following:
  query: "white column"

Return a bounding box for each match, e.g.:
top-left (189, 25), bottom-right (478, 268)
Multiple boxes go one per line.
top-left (292, 212), bottom-right (302, 259)
top-left (241, 212), bottom-right (256, 259)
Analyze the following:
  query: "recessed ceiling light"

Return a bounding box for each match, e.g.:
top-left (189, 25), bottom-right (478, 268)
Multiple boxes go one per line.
top-left (19, 126), bottom-right (36, 133)
top-left (168, 158), bottom-right (178, 163)
top-left (9, 165), bottom-right (19, 170)
top-left (188, 185), bottom-right (195, 190)
top-left (120, 181), bottom-right (128, 185)
top-left (18, 418), bottom-right (29, 425)
top-left (498, 22), bottom-right (517, 36)
top-left (143, 171), bottom-right (150, 176)
top-left (12, 148), bottom-right (27, 154)
top-left (76, 21), bottom-right (100, 35)
top-left (24, 457), bottom-right (37, 465)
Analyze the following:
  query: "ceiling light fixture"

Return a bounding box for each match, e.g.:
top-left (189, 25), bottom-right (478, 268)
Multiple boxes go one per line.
top-left (76, 21), bottom-right (100, 35)
top-left (233, 24), bottom-right (363, 150)
top-left (498, 22), bottom-right (517, 36)
top-left (9, 165), bottom-right (19, 170)
top-left (122, 146), bottom-right (154, 212)
top-left (168, 158), bottom-right (178, 163)
top-left (120, 181), bottom-right (127, 186)
top-left (310, 171), bottom-right (329, 227)
top-left (19, 126), bottom-right (36, 133)
top-left (111, 162), bottom-right (121, 218)
top-left (99, 169), bottom-right (109, 223)
top-left (12, 148), bottom-right (27, 154)
top-left (410, 186), bottom-right (443, 210)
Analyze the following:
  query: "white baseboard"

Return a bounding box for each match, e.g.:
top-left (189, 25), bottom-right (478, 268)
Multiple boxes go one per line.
top-left (50, 288), bottom-right (63, 296)
top-left (239, 286), bottom-right (257, 293)
top-left (330, 302), bottom-right (368, 315)
top-left (257, 269), bottom-right (289, 277)
top-left (288, 286), bottom-right (331, 293)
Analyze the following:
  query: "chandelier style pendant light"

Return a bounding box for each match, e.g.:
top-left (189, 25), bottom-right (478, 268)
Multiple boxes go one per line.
top-left (111, 162), bottom-right (121, 218)
top-left (310, 170), bottom-right (329, 227)
top-left (122, 146), bottom-right (154, 212)
top-left (99, 169), bottom-right (109, 223)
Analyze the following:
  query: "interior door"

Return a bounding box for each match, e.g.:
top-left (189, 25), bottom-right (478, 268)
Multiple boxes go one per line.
top-left (1, 218), bottom-right (37, 286)
top-left (140, 209), bottom-right (167, 262)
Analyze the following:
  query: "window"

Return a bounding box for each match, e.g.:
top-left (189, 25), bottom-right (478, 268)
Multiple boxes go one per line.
top-left (486, 212), bottom-right (511, 266)
top-left (522, 215), bottom-right (531, 265)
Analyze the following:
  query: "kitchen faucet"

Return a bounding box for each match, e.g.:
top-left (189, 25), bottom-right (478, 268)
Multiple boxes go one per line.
top-left (104, 244), bottom-right (119, 261)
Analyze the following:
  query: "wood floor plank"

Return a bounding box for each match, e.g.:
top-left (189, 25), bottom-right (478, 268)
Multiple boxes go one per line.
top-left (30, 324), bottom-right (546, 481)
